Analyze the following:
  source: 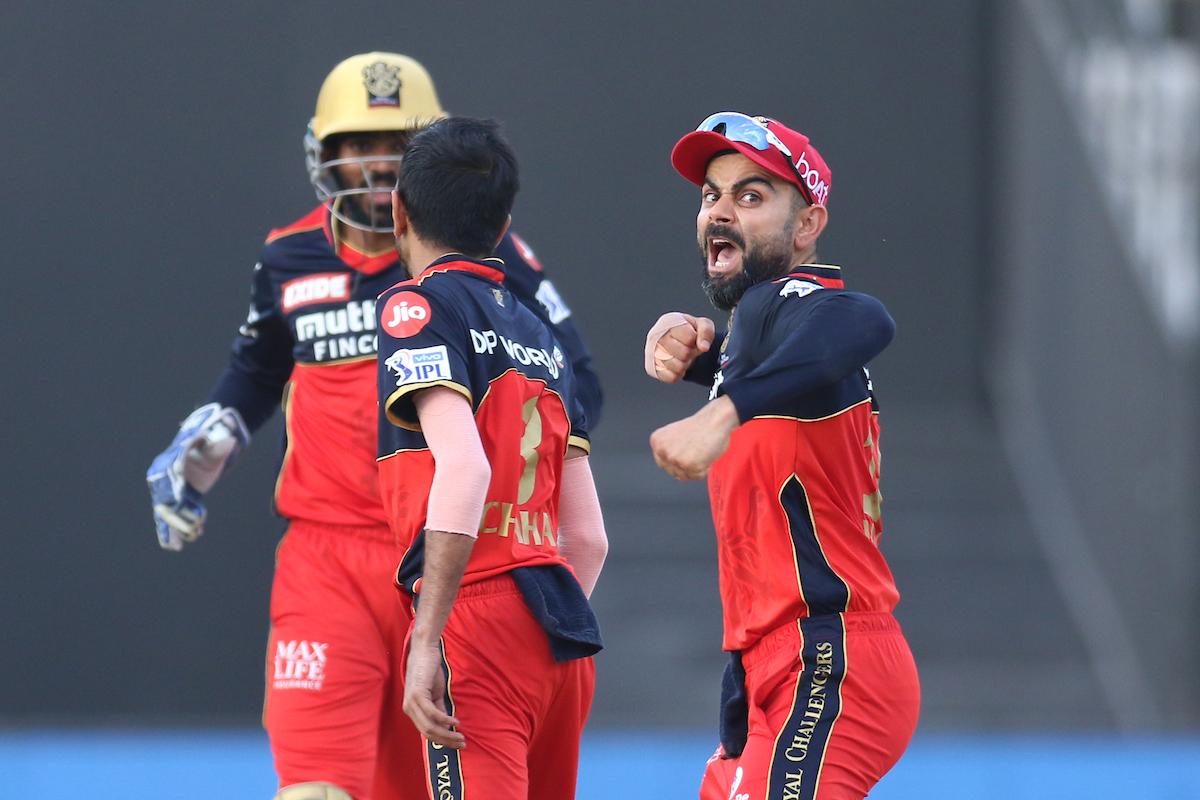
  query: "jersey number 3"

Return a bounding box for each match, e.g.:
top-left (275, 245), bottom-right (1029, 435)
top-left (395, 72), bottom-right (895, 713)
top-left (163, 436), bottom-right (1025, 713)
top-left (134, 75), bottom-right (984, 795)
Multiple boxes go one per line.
top-left (518, 396), bottom-right (543, 505)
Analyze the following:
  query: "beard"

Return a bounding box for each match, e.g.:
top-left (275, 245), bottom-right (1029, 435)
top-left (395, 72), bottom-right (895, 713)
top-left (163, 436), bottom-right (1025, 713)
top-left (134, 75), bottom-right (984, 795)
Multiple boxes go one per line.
top-left (698, 223), bottom-right (795, 311)
top-left (334, 168), bottom-right (399, 231)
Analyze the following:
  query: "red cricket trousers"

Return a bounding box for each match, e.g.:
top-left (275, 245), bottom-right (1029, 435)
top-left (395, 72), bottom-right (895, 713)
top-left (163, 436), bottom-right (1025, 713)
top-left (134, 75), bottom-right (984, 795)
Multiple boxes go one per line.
top-left (264, 520), bottom-right (426, 800)
top-left (699, 612), bottom-right (919, 800)
top-left (415, 573), bottom-right (595, 800)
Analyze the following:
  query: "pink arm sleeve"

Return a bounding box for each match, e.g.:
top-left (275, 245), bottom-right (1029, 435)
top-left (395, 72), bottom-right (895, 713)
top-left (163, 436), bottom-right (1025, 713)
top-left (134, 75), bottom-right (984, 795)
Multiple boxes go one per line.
top-left (413, 387), bottom-right (491, 537)
top-left (558, 455), bottom-right (608, 597)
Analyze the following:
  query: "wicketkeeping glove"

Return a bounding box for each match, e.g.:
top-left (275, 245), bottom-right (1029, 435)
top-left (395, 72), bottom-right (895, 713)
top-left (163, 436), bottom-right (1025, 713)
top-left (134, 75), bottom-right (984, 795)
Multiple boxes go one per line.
top-left (146, 403), bottom-right (250, 551)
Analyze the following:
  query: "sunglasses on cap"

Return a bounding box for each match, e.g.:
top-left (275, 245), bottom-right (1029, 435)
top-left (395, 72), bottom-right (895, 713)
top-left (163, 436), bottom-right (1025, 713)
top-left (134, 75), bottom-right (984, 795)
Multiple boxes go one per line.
top-left (695, 112), bottom-right (816, 206)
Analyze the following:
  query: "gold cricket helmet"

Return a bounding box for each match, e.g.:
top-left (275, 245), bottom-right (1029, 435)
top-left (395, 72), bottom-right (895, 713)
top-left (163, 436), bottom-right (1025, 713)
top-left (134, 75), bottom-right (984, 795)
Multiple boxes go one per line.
top-left (310, 51), bottom-right (445, 140)
top-left (305, 52), bottom-right (446, 233)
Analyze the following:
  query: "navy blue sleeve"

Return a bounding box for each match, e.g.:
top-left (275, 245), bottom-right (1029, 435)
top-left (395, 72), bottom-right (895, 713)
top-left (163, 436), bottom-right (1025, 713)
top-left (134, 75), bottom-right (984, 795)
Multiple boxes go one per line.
top-left (721, 290), bottom-right (895, 422)
top-left (495, 231), bottom-right (605, 428)
top-left (207, 258), bottom-right (294, 432)
top-left (567, 393), bottom-right (591, 453)
top-left (376, 284), bottom-right (473, 430)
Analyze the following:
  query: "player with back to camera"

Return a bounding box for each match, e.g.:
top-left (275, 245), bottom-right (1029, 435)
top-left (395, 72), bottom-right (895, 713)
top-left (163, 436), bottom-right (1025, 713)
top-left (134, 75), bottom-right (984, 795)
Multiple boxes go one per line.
top-left (375, 116), bottom-right (605, 800)
top-left (145, 53), bottom-right (605, 800)
top-left (645, 112), bottom-right (920, 800)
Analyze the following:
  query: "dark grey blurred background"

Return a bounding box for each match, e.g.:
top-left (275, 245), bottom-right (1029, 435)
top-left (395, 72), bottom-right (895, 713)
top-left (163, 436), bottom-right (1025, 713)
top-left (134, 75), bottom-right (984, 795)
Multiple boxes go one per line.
top-left (3, 0), bottom-right (1198, 733)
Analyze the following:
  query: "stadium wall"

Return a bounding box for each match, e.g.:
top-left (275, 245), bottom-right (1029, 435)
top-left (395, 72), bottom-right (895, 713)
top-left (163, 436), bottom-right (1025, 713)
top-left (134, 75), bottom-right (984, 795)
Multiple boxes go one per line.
top-left (991, 1), bottom-right (1200, 728)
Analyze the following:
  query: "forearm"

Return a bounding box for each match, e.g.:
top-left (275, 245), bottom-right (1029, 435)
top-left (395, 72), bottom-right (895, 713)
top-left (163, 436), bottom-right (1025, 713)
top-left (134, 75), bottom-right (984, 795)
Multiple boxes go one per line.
top-left (207, 362), bottom-right (287, 433)
top-left (407, 386), bottom-right (492, 645)
top-left (410, 530), bottom-right (475, 645)
top-left (207, 318), bottom-right (294, 433)
top-left (723, 294), bottom-right (893, 420)
top-left (557, 454), bottom-right (607, 596)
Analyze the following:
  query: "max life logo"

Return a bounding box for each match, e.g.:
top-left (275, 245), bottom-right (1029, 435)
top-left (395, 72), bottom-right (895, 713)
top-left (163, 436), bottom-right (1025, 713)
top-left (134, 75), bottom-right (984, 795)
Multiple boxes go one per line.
top-left (381, 291), bottom-right (431, 338)
top-left (273, 640), bottom-right (328, 691)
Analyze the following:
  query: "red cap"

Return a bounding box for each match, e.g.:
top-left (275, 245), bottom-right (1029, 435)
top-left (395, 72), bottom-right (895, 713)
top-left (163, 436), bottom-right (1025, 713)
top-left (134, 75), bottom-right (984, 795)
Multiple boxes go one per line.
top-left (671, 114), bottom-right (831, 207)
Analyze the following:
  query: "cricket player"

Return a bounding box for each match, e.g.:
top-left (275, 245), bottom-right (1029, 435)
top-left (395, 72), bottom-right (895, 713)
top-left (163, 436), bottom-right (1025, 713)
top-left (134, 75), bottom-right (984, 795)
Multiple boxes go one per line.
top-left (376, 117), bottom-right (604, 800)
top-left (646, 112), bottom-right (920, 800)
top-left (145, 53), bottom-right (603, 800)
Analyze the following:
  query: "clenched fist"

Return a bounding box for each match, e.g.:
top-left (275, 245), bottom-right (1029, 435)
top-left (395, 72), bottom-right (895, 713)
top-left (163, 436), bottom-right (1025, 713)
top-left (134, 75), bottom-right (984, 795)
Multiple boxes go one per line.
top-left (644, 312), bottom-right (716, 384)
top-left (650, 396), bottom-right (740, 480)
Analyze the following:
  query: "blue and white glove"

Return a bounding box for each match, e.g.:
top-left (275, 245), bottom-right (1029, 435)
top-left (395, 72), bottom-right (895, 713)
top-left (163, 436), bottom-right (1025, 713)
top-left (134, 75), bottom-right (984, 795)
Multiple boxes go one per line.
top-left (146, 403), bottom-right (250, 551)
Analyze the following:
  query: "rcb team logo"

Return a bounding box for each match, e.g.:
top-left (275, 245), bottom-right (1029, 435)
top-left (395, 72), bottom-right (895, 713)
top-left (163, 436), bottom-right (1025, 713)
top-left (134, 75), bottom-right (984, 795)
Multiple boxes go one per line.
top-left (362, 61), bottom-right (402, 107)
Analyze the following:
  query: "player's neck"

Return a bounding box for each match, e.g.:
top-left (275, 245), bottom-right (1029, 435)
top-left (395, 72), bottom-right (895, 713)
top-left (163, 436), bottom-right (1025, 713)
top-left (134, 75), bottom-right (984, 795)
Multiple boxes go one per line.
top-left (792, 245), bottom-right (817, 267)
top-left (404, 236), bottom-right (464, 279)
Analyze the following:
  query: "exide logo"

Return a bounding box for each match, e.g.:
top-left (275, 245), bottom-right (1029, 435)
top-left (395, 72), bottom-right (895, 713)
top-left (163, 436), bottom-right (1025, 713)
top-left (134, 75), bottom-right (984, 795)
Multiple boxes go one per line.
top-left (280, 273), bottom-right (351, 312)
top-left (380, 291), bottom-right (432, 338)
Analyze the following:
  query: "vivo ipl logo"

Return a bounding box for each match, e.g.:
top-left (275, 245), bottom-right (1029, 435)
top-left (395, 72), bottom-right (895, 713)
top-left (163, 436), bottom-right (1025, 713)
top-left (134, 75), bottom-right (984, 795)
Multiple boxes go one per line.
top-left (385, 345), bottom-right (451, 386)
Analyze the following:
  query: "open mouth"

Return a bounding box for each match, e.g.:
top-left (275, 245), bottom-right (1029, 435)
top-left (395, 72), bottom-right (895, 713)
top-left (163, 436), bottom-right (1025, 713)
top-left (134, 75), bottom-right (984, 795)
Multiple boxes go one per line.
top-left (369, 188), bottom-right (394, 207)
top-left (365, 173), bottom-right (398, 207)
top-left (707, 236), bottom-right (743, 279)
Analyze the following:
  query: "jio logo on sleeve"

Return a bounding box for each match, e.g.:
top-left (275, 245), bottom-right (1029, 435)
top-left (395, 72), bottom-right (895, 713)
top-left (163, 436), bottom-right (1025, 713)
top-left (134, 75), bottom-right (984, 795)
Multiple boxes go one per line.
top-left (380, 291), bottom-right (432, 338)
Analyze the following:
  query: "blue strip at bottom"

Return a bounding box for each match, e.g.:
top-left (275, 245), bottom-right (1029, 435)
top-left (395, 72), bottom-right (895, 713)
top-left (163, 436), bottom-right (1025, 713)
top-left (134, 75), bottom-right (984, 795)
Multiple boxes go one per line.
top-left (1, 729), bottom-right (1198, 799)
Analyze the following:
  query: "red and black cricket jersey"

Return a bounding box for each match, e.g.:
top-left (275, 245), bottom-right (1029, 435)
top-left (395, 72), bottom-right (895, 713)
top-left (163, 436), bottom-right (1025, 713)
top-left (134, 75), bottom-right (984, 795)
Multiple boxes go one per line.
top-left (375, 256), bottom-right (590, 591)
top-left (696, 265), bottom-right (900, 652)
top-left (205, 206), bottom-right (602, 529)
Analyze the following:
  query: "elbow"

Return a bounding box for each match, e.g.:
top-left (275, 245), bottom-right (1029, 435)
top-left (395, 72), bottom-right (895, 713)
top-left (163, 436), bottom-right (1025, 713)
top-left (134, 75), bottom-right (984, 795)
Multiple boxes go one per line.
top-left (877, 295), bottom-right (896, 339)
top-left (594, 525), bottom-right (610, 562)
top-left (434, 443), bottom-right (491, 495)
top-left (579, 376), bottom-right (604, 429)
top-left (586, 497), bottom-right (610, 564)
top-left (876, 308), bottom-right (896, 351)
top-left (858, 295), bottom-right (896, 358)
top-left (466, 451), bottom-right (492, 490)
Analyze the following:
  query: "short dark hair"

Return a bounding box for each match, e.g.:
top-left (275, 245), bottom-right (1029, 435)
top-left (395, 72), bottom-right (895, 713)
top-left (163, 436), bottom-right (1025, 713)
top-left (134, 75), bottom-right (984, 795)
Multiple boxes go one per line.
top-left (397, 117), bottom-right (519, 257)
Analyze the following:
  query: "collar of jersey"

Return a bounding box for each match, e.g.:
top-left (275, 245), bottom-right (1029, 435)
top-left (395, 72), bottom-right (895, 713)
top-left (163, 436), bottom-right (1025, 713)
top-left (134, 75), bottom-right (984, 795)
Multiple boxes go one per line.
top-left (782, 263), bottom-right (845, 289)
top-left (414, 254), bottom-right (506, 285)
top-left (336, 239), bottom-right (400, 275)
top-left (315, 206), bottom-right (401, 276)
